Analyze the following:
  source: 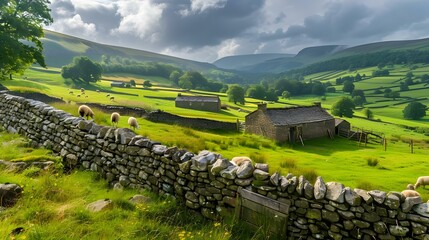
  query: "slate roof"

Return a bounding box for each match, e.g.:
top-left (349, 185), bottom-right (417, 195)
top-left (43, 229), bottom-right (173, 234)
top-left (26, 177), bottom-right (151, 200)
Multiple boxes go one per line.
top-left (335, 118), bottom-right (348, 126)
top-left (175, 95), bottom-right (220, 103)
top-left (259, 106), bottom-right (333, 126)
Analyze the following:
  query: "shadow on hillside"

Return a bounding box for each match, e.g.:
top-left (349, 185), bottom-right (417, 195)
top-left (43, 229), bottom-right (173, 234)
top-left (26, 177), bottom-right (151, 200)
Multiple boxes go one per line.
top-left (286, 138), bottom-right (377, 156)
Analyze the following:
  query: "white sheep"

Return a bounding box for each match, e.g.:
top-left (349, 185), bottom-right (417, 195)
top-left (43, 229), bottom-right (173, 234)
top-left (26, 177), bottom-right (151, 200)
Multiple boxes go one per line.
top-left (231, 156), bottom-right (252, 166)
top-left (69, 91), bottom-right (74, 95)
top-left (96, 90), bottom-right (100, 93)
top-left (111, 112), bottom-right (120, 128)
top-left (401, 190), bottom-right (420, 198)
top-left (106, 94), bottom-right (110, 97)
top-left (415, 176), bottom-right (429, 189)
top-left (110, 96), bottom-right (115, 101)
top-left (80, 88), bottom-right (85, 93)
top-left (78, 105), bottom-right (94, 119)
top-left (406, 184), bottom-right (415, 190)
top-left (128, 117), bottom-right (139, 130)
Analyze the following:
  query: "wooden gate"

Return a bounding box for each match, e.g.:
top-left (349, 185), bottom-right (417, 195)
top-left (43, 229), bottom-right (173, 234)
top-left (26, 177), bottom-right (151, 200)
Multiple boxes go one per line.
top-left (236, 188), bottom-right (289, 238)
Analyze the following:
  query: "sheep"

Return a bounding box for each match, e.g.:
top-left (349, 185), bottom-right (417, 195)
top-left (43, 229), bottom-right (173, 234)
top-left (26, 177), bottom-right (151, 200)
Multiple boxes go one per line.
top-left (80, 88), bottom-right (85, 93)
top-left (401, 190), bottom-right (420, 198)
top-left (69, 91), bottom-right (74, 95)
top-left (111, 112), bottom-right (120, 128)
top-left (128, 117), bottom-right (139, 130)
top-left (106, 94), bottom-right (110, 97)
top-left (76, 94), bottom-right (81, 98)
top-left (85, 95), bottom-right (88, 98)
top-left (96, 90), bottom-right (100, 93)
top-left (110, 96), bottom-right (115, 101)
top-left (78, 105), bottom-right (94, 120)
top-left (415, 176), bottom-right (429, 189)
top-left (406, 184), bottom-right (415, 190)
top-left (231, 156), bottom-right (252, 166)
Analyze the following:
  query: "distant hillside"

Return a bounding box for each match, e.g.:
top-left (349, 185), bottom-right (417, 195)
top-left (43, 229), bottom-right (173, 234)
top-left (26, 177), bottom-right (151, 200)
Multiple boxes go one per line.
top-left (238, 45), bottom-right (346, 73)
top-left (213, 53), bottom-right (294, 70)
top-left (41, 30), bottom-right (217, 72)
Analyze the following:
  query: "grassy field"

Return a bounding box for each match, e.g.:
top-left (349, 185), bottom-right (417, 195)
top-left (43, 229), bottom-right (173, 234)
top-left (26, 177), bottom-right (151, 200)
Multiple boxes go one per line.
top-left (1, 65), bottom-right (429, 200)
top-left (0, 131), bottom-right (249, 239)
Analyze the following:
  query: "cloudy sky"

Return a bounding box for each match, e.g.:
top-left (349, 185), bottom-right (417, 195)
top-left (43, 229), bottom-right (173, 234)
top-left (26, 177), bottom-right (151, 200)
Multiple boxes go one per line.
top-left (46, 0), bottom-right (429, 62)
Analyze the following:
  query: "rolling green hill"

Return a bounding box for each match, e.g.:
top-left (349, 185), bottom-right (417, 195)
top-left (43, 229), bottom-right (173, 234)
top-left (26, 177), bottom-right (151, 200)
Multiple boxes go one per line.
top-left (42, 30), bottom-right (217, 72)
top-left (213, 53), bottom-right (294, 70)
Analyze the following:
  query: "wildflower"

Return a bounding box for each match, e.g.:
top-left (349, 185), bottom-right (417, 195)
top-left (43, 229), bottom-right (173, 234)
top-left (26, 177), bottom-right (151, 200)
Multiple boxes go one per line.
top-left (214, 222), bottom-right (221, 227)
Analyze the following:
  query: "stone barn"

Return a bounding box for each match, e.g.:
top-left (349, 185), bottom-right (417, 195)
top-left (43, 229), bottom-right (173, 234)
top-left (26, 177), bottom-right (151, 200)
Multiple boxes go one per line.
top-left (245, 103), bottom-right (335, 144)
top-left (335, 118), bottom-right (351, 135)
top-left (175, 94), bottom-right (221, 112)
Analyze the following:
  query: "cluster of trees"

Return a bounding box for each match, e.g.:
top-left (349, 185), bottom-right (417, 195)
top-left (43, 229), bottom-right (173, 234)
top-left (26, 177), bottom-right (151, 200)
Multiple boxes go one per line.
top-left (0, 0), bottom-right (53, 80)
top-left (372, 69), bottom-right (390, 77)
top-left (274, 79), bottom-right (328, 97)
top-left (101, 56), bottom-right (181, 79)
top-left (171, 71), bottom-right (227, 92)
top-left (286, 50), bottom-right (429, 77)
top-left (61, 57), bottom-right (102, 83)
top-left (335, 74), bottom-right (363, 85)
top-left (403, 102), bottom-right (427, 120)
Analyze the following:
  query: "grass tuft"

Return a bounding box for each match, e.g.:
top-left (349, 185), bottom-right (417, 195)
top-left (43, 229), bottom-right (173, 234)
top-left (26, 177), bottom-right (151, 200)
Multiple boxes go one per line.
top-left (367, 157), bottom-right (379, 167)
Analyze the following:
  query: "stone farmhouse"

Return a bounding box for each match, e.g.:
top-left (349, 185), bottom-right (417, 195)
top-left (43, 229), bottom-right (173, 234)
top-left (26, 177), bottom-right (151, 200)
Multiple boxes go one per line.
top-left (175, 94), bottom-right (221, 112)
top-left (245, 103), bottom-right (335, 144)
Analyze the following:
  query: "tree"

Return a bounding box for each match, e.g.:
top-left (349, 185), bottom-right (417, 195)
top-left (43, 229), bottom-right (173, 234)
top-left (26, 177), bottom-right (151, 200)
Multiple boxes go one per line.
top-left (169, 70), bottom-right (182, 85)
top-left (178, 77), bottom-right (192, 89)
top-left (352, 96), bottom-right (364, 107)
top-left (246, 85), bottom-right (266, 100)
top-left (0, 0), bottom-right (53, 79)
top-left (227, 85), bottom-right (245, 105)
top-left (130, 79), bottom-right (136, 87)
top-left (352, 89), bottom-right (366, 103)
top-left (421, 74), bottom-right (429, 83)
top-left (342, 80), bottom-right (355, 94)
top-left (61, 56), bottom-right (102, 83)
top-left (354, 73), bottom-right (362, 82)
top-left (403, 102), bottom-right (427, 120)
top-left (362, 108), bottom-right (374, 119)
top-left (400, 82), bottom-right (409, 91)
top-left (331, 97), bottom-right (355, 118)
top-left (281, 91), bottom-right (291, 99)
top-left (311, 83), bottom-right (326, 96)
top-left (384, 91), bottom-right (400, 100)
top-left (142, 80), bottom-right (152, 88)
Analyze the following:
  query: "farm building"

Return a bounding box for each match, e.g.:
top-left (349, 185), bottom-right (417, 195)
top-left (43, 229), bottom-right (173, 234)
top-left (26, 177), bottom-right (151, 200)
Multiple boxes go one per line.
top-left (175, 94), bottom-right (221, 112)
top-left (245, 103), bottom-right (335, 144)
top-left (335, 118), bottom-right (351, 135)
top-left (111, 82), bottom-right (126, 88)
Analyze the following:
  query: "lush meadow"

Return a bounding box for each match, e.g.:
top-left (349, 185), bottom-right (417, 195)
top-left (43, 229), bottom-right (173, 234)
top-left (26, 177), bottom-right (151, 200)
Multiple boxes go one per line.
top-left (1, 65), bottom-right (429, 200)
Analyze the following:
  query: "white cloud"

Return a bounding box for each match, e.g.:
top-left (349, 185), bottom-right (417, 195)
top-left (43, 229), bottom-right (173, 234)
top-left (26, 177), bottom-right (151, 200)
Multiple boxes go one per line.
top-left (180, 0), bottom-right (227, 16)
top-left (48, 14), bottom-right (97, 39)
top-left (111, 0), bottom-right (165, 40)
top-left (217, 39), bottom-right (240, 59)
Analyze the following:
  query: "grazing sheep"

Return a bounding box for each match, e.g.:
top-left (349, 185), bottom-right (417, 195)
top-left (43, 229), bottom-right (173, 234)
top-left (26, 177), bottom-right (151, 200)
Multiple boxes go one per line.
top-left (80, 88), bottom-right (85, 93)
top-left (106, 94), bottom-right (110, 97)
top-left (85, 95), bottom-right (88, 98)
top-left (77, 94), bottom-right (81, 97)
top-left (78, 105), bottom-right (94, 119)
top-left (69, 91), bottom-right (74, 95)
top-left (111, 112), bottom-right (120, 128)
top-left (110, 96), bottom-right (115, 101)
top-left (406, 184), bottom-right (415, 190)
top-left (96, 90), bottom-right (100, 93)
top-left (415, 176), bottom-right (429, 189)
top-left (128, 117), bottom-right (139, 130)
top-left (231, 156), bottom-right (252, 166)
top-left (401, 190), bottom-right (420, 198)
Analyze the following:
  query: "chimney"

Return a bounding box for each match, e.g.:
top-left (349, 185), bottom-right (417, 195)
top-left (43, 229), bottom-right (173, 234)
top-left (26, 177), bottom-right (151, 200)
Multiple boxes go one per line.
top-left (313, 102), bottom-right (321, 107)
top-left (258, 103), bottom-right (267, 111)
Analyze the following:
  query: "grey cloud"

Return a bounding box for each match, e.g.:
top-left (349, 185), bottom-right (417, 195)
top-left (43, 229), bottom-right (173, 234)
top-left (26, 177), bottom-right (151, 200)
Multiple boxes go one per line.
top-left (152, 0), bottom-right (265, 48)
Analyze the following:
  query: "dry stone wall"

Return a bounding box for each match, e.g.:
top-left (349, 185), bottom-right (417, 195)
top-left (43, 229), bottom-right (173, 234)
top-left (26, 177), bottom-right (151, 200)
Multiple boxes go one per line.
top-left (0, 92), bottom-right (428, 239)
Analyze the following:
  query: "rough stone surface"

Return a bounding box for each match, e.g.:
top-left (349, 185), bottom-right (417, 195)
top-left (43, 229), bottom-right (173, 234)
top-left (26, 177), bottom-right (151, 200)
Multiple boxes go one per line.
top-left (314, 176), bottom-right (326, 200)
top-left (86, 199), bottom-right (113, 212)
top-left (0, 183), bottom-right (22, 207)
top-left (325, 182), bottom-right (345, 203)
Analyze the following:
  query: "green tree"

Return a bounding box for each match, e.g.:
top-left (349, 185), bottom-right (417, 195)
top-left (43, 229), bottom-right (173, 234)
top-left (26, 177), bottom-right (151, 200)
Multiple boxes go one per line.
top-left (0, 0), bottom-right (53, 79)
top-left (281, 90), bottom-right (291, 99)
top-left (362, 108), bottom-right (374, 119)
top-left (400, 82), bottom-right (409, 91)
top-left (342, 80), bottom-right (355, 94)
top-left (61, 56), bottom-right (102, 83)
top-left (403, 102), bottom-right (427, 120)
top-left (169, 70), bottom-right (182, 85)
top-left (129, 79), bottom-right (136, 87)
top-left (227, 85), bottom-right (245, 105)
top-left (421, 74), bottom-right (429, 83)
top-left (142, 80), bottom-right (152, 88)
top-left (246, 85), bottom-right (266, 100)
top-left (331, 97), bottom-right (355, 118)
top-left (352, 96), bottom-right (364, 107)
top-left (178, 77), bottom-right (192, 89)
